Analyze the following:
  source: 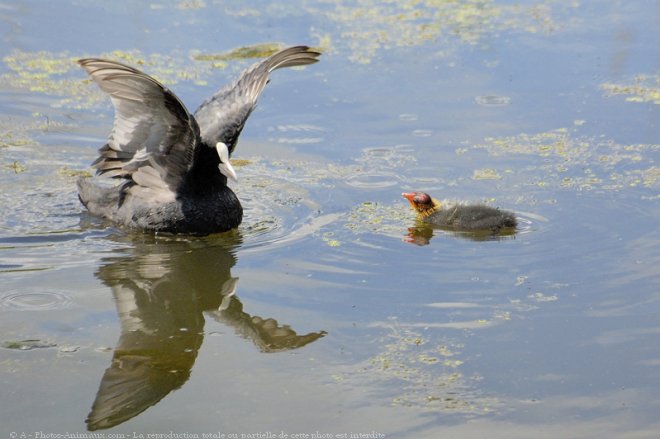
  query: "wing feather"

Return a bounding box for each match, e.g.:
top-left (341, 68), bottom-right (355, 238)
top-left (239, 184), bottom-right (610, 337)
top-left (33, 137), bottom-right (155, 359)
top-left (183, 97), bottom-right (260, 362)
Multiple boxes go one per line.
top-left (193, 46), bottom-right (320, 154)
top-left (79, 58), bottom-right (200, 196)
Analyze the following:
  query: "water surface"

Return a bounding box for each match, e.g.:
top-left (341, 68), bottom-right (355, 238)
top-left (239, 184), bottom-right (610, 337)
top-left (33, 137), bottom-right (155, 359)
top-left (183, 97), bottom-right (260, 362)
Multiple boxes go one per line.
top-left (1, 1), bottom-right (659, 437)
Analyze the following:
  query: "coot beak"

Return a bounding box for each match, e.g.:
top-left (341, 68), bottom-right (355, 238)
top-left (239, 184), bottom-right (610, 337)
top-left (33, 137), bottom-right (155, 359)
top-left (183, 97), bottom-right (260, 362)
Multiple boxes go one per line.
top-left (219, 161), bottom-right (238, 182)
top-left (218, 277), bottom-right (239, 311)
top-left (216, 142), bottom-right (238, 182)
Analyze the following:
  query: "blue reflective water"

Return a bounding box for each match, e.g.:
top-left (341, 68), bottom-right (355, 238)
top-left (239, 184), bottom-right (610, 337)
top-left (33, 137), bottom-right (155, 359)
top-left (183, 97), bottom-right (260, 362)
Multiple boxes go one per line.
top-left (1, 1), bottom-right (659, 437)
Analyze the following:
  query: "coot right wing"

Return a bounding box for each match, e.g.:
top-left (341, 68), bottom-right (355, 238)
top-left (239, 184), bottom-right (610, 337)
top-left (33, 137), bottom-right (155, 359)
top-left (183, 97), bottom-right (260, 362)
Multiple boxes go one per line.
top-left (193, 46), bottom-right (320, 155)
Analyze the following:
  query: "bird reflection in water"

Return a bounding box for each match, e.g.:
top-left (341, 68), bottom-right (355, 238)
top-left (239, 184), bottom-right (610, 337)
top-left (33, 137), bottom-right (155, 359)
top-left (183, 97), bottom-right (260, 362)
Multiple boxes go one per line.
top-left (404, 225), bottom-right (517, 245)
top-left (86, 232), bottom-right (326, 430)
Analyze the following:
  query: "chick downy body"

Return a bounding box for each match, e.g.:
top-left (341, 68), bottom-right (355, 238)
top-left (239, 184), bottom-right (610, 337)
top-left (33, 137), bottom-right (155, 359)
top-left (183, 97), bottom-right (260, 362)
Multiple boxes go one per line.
top-left (402, 191), bottom-right (517, 232)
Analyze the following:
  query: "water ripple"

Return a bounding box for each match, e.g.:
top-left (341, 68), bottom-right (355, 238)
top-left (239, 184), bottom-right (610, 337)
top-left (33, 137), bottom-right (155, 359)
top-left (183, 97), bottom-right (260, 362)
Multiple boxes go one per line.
top-left (346, 172), bottom-right (401, 189)
top-left (269, 123), bottom-right (326, 144)
top-left (0, 291), bottom-right (73, 311)
top-left (412, 129), bottom-right (433, 137)
top-left (475, 95), bottom-right (511, 106)
top-left (238, 212), bottom-right (341, 255)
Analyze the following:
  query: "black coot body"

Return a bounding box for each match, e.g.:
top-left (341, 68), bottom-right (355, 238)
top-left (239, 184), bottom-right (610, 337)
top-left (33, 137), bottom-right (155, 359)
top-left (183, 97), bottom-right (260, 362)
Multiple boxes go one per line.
top-left (77, 46), bottom-right (320, 235)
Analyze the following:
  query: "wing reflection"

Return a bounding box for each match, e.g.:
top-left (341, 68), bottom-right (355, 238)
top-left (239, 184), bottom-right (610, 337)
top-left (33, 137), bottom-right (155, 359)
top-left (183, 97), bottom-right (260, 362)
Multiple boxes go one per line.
top-left (86, 233), bottom-right (325, 430)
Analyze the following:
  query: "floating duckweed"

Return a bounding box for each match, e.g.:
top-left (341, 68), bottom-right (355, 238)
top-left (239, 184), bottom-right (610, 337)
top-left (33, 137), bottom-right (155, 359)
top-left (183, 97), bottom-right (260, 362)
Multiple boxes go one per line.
top-left (322, 232), bottom-right (341, 247)
top-left (442, 359), bottom-right (464, 368)
top-left (1, 47), bottom-right (287, 109)
top-left (472, 168), bottom-right (502, 180)
top-left (0, 117), bottom-right (75, 181)
top-left (176, 0), bottom-right (206, 10)
top-left (0, 130), bottom-right (32, 149)
top-left (230, 158), bottom-right (252, 168)
top-left (641, 167), bottom-right (660, 187)
top-left (0, 50), bottom-right (80, 99)
top-left (339, 325), bottom-right (493, 412)
top-left (473, 128), bottom-right (660, 193)
top-left (316, 0), bottom-right (574, 63)
top-left (58, 167), bottom-right (91, 178)
top-left (437, 345), bottom-right (456, 357)
top-left (418, 354), bottom-right (439, 364)
top-left (6, 161), bottom-right (27, 173)
top-left (344, 201), bottom-right (412, 237)
top-left (478, 129), bottom-right (590, 160)
top-left (331, 374), bottom-right (345, 383)
top-left (2, 339), bottom-right (56, 350)
top-left (313, 33), bottom-right (333, 55)
top-left (602, 75), bottom-right (660, 105)
top-left (192, 43), bottom-right (284, 62)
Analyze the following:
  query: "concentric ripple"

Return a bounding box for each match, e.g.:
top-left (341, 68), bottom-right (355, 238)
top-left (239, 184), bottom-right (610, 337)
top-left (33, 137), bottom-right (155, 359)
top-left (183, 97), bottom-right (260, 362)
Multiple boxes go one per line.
top-left (232, 162), bottom-right (343, 254)
top-left (345, 172), bottom-right (401, 189)
top-left (238, 210), bottom-right (341, 255)
top-left (0, 291), bottom-right (73, 311)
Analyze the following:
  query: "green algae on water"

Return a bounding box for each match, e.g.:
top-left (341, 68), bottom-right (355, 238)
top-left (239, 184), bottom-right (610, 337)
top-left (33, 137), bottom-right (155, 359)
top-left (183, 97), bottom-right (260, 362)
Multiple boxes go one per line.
top-left (314, 0), bottom-right (575, 63)
top-left (471, 128), bottom-right (660, 193)
top-left (192, 43), bottom-right (284, 62)
top-left (334, 323), bottom-right (497, 413)
top-left (602, 75), bottom-right (660, 105)
top-left (2, 339), bottom-right (56, 350)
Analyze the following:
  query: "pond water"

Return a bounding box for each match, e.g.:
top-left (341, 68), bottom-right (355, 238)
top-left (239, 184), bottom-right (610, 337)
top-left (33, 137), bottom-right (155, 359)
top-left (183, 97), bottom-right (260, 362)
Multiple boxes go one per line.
top-left (1, 1), bottom-right (659, 437)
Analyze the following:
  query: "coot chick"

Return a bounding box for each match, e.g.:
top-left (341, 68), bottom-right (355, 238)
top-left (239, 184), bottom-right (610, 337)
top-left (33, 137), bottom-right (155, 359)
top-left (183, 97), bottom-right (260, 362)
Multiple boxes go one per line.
top-left (77, 46), bottom-right (320, 235)
top-left (402, 191), bottom-right (517, 232)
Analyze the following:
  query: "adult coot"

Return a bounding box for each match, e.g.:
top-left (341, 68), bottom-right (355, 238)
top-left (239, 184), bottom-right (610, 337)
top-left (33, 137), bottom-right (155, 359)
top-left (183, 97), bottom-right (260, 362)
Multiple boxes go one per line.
top-left (77, 46), bottom-right (320, 235)
top-left (402, 191), bottom-right (517, 232)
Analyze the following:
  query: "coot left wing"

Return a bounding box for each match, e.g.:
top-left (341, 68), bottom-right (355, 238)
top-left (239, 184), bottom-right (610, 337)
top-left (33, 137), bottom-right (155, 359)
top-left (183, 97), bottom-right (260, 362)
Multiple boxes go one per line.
top-left (79, 59), bottom-right (200, 200)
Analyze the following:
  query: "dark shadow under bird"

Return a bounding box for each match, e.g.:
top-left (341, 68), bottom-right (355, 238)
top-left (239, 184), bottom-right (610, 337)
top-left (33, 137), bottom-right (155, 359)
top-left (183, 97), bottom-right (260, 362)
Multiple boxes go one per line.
top-left (77, 46), bottom-right (320, 235)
